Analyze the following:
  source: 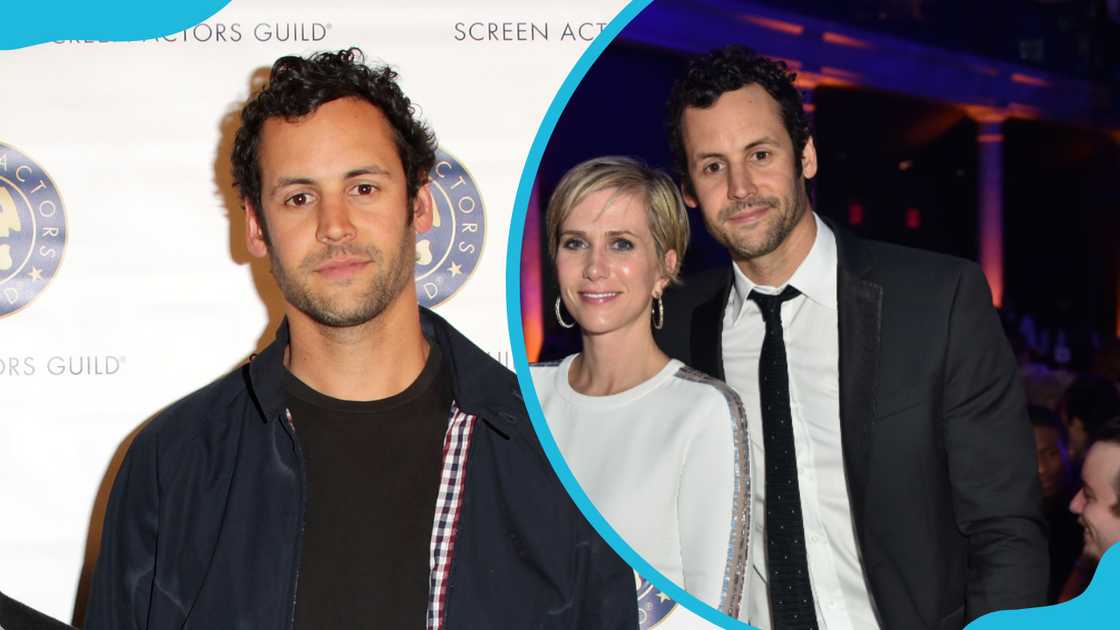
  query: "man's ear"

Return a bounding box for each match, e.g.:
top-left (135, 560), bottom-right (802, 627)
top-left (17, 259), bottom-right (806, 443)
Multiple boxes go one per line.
top-left (412, 184), bottom-right (435, 234)
top-left (801, 136), bottom-right (818, 180)
top-left (244, 200), bottom-right (269, 258)
top-left (681, 182), bottom-right (698, 209)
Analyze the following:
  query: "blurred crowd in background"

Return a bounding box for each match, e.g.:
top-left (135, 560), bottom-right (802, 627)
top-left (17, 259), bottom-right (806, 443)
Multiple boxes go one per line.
top-left (1005, 308), bottom-right (1120, 602)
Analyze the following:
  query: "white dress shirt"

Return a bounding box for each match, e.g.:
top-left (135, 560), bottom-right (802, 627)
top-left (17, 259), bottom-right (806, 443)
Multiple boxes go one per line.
top-left (722, 214), bottom-right (880, 630)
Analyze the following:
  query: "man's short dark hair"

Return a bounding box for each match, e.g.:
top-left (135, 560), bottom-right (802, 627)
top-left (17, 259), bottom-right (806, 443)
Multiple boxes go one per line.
top-left (1089, 415), bottom-right (1120, 516)
top-left (231, 47), bottom-right (438, 238)
top-left (666, 45), bottom-right (811, 196)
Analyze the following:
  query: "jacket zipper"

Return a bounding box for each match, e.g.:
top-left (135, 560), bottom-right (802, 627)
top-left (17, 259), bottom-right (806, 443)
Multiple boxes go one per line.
top-left (283, 408), bottom-right (308, 630)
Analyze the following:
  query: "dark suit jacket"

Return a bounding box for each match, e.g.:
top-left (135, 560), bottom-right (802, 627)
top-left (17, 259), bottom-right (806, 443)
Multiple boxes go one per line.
top-left (655, 225), bottom-right (1047, 630)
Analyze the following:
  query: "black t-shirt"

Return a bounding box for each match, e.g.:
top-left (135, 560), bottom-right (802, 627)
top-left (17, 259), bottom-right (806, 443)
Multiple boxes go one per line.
top-left (285, 344), bottom-right (452, 630)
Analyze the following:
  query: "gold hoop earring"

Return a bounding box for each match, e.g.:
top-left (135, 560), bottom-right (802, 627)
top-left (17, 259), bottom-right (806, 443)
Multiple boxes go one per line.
top-left (652, 295), bottom-right (664, 330)
top-left (555, 296), bottom-right (575, 329)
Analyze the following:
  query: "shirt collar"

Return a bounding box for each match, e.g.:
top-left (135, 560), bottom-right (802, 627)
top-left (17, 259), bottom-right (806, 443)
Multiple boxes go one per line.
top-left (727, 212), bottom-right (838, 324)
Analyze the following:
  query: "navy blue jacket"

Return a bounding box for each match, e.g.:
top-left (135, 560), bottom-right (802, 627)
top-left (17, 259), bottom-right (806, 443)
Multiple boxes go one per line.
top-left (85, 309), bottom-right (637, 629)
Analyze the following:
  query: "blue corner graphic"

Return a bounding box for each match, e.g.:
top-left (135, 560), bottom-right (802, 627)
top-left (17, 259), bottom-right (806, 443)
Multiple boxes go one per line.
top-left (1, 0), bottom-right (230, 50)
top-left (967, 543), bottom-right (1118, 629)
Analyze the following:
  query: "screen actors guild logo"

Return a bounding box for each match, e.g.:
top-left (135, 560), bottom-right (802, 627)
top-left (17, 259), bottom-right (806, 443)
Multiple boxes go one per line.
top-left (0, 142), bottom-right (66, 318)
top-left (415, 148), bottom-right (484, 308)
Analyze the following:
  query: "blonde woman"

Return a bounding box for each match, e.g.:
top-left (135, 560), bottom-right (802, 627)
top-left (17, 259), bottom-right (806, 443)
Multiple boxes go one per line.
top-left (530, 156), bottom-right (751, 620)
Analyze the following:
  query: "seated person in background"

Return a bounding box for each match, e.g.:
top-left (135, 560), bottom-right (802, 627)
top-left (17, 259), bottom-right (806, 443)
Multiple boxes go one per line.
top-left (1060, 375), bottom-right (1120, 466)
top-left (1062, 415), bottom-right (1120, 601)
top-left (530, 156), bottom-right (751, 621)
top-left (1028, 405), bottom-right (1082, 602)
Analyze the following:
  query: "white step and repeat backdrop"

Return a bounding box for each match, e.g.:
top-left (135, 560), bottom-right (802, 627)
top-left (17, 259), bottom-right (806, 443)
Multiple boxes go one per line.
top-left (0, 0), bottom-right (635, 621)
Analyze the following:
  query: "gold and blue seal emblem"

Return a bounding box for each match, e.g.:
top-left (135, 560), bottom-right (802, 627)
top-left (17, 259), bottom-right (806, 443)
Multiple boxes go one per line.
top-left (414, 147), bottom-right (484, 308)
top-left (0, 142), bottom-right (65, 318)
top-left (637, 573), bottom-right (677, 628)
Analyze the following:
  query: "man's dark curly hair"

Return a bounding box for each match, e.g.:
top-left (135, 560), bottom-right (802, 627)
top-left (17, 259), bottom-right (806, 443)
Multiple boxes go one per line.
top-left (231, 48), bottom-right (437, 235)
top-left (666, 45), bottom-right (811, 196)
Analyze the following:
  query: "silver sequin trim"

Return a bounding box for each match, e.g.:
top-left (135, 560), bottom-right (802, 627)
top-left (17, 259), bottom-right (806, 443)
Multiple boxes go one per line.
top-left (673, 365), bottom-right (751, 620)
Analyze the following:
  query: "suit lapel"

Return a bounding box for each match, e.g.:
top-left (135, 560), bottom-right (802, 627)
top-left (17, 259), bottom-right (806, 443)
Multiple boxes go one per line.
top-left (833, 225), bottom-right (883, 523)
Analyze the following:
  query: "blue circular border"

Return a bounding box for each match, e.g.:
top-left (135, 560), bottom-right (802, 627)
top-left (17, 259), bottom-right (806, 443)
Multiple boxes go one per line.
top-left (504, 2), bottom-right (751, 628)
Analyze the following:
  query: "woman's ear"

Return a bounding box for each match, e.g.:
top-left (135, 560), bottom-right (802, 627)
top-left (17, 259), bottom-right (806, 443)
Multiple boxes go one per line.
top-left (657, 249), bottom-right (679, 296)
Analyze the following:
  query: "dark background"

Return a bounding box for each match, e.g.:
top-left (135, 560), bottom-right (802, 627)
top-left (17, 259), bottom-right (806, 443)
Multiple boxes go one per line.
top-left (528, 0), bottom-right (1120, 368)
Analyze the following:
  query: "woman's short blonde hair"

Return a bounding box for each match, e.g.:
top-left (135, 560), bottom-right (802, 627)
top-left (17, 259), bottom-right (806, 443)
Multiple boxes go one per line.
top-left (545, 156), bottom-right (690, 283)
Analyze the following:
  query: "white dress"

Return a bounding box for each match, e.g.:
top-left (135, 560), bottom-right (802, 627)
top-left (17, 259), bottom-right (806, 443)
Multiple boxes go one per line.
top-left (531, 354), bottom-right (751, 624)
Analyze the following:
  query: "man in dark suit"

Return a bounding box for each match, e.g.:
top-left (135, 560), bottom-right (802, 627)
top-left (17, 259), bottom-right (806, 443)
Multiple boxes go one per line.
top-left (655, 46), bottom-right (1047, 630)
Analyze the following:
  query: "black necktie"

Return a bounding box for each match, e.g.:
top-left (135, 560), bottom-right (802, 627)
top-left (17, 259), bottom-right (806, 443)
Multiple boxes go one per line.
top-left (749, 287), bottom-right (818, 630)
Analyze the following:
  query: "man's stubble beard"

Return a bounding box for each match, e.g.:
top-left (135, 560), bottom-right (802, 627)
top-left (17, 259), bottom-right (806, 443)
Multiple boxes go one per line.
top-left (707, 180), bottom-right (811, 261)
top-left (269, 226), bottom-right (415, 329)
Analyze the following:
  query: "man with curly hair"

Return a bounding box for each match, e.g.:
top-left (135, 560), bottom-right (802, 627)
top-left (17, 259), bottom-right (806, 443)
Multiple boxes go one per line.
top-left (656, 45), bottom-right (1047, 629)
top-left (85, 49), bottom-right (636, 630)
